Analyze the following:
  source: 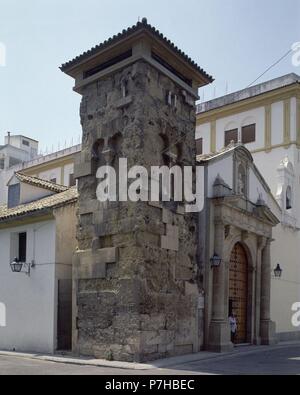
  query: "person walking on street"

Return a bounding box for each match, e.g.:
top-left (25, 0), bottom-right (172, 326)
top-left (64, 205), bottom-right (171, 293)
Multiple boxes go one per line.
top-left (229, 312), bottom-right (238, 345)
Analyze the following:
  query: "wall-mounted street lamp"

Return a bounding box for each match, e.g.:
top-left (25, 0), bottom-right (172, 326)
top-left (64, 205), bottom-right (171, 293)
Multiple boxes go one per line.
top-left (274, 264), bottom-right (283, 278)
top-left (10, 258), bottom-right (35, 276)
top-left (210, 253), bottom-right (222, 268)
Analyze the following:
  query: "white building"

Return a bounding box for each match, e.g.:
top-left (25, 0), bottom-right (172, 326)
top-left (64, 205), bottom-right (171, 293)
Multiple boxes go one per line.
top-left (0, 133), bottom-right (39, 171)
top-left (0, 141), bottom-right (81, 205)
top-left (0, 172), bottom-right (77, 353)
top-left (196, 73), bottom-right (300, 340)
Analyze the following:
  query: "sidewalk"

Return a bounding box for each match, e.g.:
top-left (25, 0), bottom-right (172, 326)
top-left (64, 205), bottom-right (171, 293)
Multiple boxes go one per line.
top-left (0, 341), bottom-right (299, 371)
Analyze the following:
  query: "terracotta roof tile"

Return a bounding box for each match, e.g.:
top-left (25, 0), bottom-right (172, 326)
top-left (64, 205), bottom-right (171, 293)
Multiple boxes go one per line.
top-left (15, 172), bottom-right (68, 193)
top-left (0, 187), bottom-right (78, 223)
top-left (60, 18), bottom-right (213, 83)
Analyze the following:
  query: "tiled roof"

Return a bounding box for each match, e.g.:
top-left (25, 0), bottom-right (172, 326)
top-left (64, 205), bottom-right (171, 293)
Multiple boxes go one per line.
top-left (60, 18), bottom-right (213, 83)
top-left (15, 172), bottom-right (68, 193)
top-left (0, 187), bottom-right (78, 223)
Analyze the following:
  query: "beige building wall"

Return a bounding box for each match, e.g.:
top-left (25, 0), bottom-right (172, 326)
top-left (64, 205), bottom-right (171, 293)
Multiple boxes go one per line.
top-left (54, 201), bottom-right (78, 280)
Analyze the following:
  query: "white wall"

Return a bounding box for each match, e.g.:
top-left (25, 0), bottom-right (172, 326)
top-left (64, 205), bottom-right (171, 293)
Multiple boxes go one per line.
top-left (248, 167), bottom-right (269, 206)
top-left (291, 97), bottom-right (297, 142)
top-left (271, 225), bottom-right (300, 332)
top-left (0, 220), bottom-right (57, 353)
top-left (38, 163), bottom-right (74, 186)
top-left (271, 101), bottom-right (284, 146)
top-left (196, 122), bottom-right (210, 154)
top-left (63, 163), bottom-right (74, 186)
top-left (39, 167), bottom-right (62, 184)
top-left (0, 168), bottom-right (15, 205)
top-left (20, 183), bottom-right (54, 205)
top-left (207, 155), bottom-right (233, 197)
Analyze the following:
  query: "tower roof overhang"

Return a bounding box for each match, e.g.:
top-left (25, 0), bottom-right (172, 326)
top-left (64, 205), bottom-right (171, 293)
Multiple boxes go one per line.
top-left (60, 19), bottom-right (214, 97)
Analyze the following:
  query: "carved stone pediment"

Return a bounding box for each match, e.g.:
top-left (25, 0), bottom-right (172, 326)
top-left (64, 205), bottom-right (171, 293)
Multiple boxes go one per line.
top-left (253, 205), bottom-right (280, 227)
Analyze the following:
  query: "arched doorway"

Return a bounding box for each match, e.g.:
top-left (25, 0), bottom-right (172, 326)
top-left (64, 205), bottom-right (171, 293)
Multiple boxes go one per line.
top-left (229, 243), bottom-right (248, 344)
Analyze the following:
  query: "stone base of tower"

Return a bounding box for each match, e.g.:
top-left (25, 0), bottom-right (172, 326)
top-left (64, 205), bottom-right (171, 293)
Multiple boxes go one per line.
top-left (72, 239), bottom-right (201, 363)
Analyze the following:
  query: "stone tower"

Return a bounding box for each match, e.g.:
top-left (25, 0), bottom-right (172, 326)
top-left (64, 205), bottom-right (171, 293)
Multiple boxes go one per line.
top-left (61, 18), bottom-right (213, 362)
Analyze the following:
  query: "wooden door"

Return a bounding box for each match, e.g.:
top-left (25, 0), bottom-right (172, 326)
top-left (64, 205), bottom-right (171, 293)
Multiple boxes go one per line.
top-left (229, 243), bottom-right (248, 344)
top-left (57, 279), bottom-right (72, 351)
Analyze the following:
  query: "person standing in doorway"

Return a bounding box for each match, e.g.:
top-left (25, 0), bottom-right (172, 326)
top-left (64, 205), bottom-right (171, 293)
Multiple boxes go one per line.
top-left (229, 312), bottom-right (238, 345)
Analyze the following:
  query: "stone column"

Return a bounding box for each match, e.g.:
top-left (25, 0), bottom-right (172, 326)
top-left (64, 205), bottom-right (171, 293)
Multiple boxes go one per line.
top-left (208, 220), bottom-right (233, 352)
top-left (260, 239), bottom-right (277, 345)
top-left (254, 237), bottom-right (265, 345)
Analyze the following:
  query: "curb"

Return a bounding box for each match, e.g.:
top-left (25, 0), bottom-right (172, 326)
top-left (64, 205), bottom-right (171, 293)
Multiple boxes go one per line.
top-left (0, 351), bottom-right (150, 370)
top-left (0, 341), bottom-right (299, 371)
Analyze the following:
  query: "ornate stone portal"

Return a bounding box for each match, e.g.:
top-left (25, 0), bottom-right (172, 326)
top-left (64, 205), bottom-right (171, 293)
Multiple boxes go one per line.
top-left (61, 19), bottom-right (213, 362)
top-left (199, 146), bottom-right (280, 352)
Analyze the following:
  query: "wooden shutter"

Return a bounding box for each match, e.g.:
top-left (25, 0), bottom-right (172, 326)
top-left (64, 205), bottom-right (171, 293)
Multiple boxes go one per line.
top-left (196, 138), bottom-right (203, 155)
top-left (242, 124), bottom-right (256, 144)
top-left (225, 129), bottom-right (238, 147)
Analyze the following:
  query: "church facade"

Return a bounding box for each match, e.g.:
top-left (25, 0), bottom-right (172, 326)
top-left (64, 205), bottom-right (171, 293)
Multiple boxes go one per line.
top-left (197, 74), bottom-right (300, 340)
top-left (198, 144), bottom-right (279, 351)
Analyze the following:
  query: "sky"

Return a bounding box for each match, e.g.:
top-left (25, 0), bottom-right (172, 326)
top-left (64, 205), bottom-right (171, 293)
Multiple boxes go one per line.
top-left (0, 0), bottom-right (299, 153)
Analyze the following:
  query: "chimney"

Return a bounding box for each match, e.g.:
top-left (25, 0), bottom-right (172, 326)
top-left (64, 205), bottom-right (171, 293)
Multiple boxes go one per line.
top-left (7, 131), bottom-right (11, 145)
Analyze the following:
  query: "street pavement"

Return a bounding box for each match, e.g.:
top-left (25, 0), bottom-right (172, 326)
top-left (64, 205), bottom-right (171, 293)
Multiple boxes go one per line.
top-left (0, 344), bottom-right (300, 375)
top-left (0, 354), bottom-right (205, 376)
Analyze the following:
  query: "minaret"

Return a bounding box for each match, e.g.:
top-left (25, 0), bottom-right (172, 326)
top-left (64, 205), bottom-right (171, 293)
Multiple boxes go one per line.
top-left (61, 18), bottom-right (213, 362)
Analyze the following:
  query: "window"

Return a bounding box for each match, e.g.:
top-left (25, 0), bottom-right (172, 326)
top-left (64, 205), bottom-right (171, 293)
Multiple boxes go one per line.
top-left (286, 186), bottom-right (292, 210)
top-left (242, 124), bottom-right (256, 144)
top-left (19, 233), bottom-right (27, 262)
top-left (196, 138), bottom-right (203, 155)
top-left (69, 173), bottom-right (76, 187)
top-left (50, 178), bottom-right (57, 184)
top-left (8, 183), bottom-right (20, 208)
top-left (225, 129), bottom-right (238, 147)
top-left (22, 139), bottom-right (30, 147)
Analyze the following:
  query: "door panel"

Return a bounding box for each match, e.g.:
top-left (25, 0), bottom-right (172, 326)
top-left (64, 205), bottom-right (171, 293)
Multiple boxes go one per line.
top-left (57, 279), bottom-right (72, 351)
top-left (229, 243), bottom-right (248, 344)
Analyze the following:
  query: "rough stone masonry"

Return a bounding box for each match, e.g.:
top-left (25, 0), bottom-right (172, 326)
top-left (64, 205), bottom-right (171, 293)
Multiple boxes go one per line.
top-left (61, 19), bottom-right (213, 362)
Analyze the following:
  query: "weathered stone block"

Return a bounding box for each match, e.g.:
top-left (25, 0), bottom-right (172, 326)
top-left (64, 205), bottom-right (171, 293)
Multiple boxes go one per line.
top-left (74, 161), bottom-right (93, 179)
top-left (162, 208), bottom-right (174, 225)
top-left (140, 314), bottom-right (166, 331)
top-left (77, 248), bottom-right (118, 279)
top-left (79, 199), bottom-right (100, 215)
top-left (115, 95), bottom-right (133, 109)
top-left (161, 234), bottom-right (179, 251)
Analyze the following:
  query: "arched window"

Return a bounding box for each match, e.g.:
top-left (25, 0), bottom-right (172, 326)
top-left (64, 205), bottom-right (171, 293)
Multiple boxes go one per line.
top-left (286, 186), bottom-right (292, 210)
